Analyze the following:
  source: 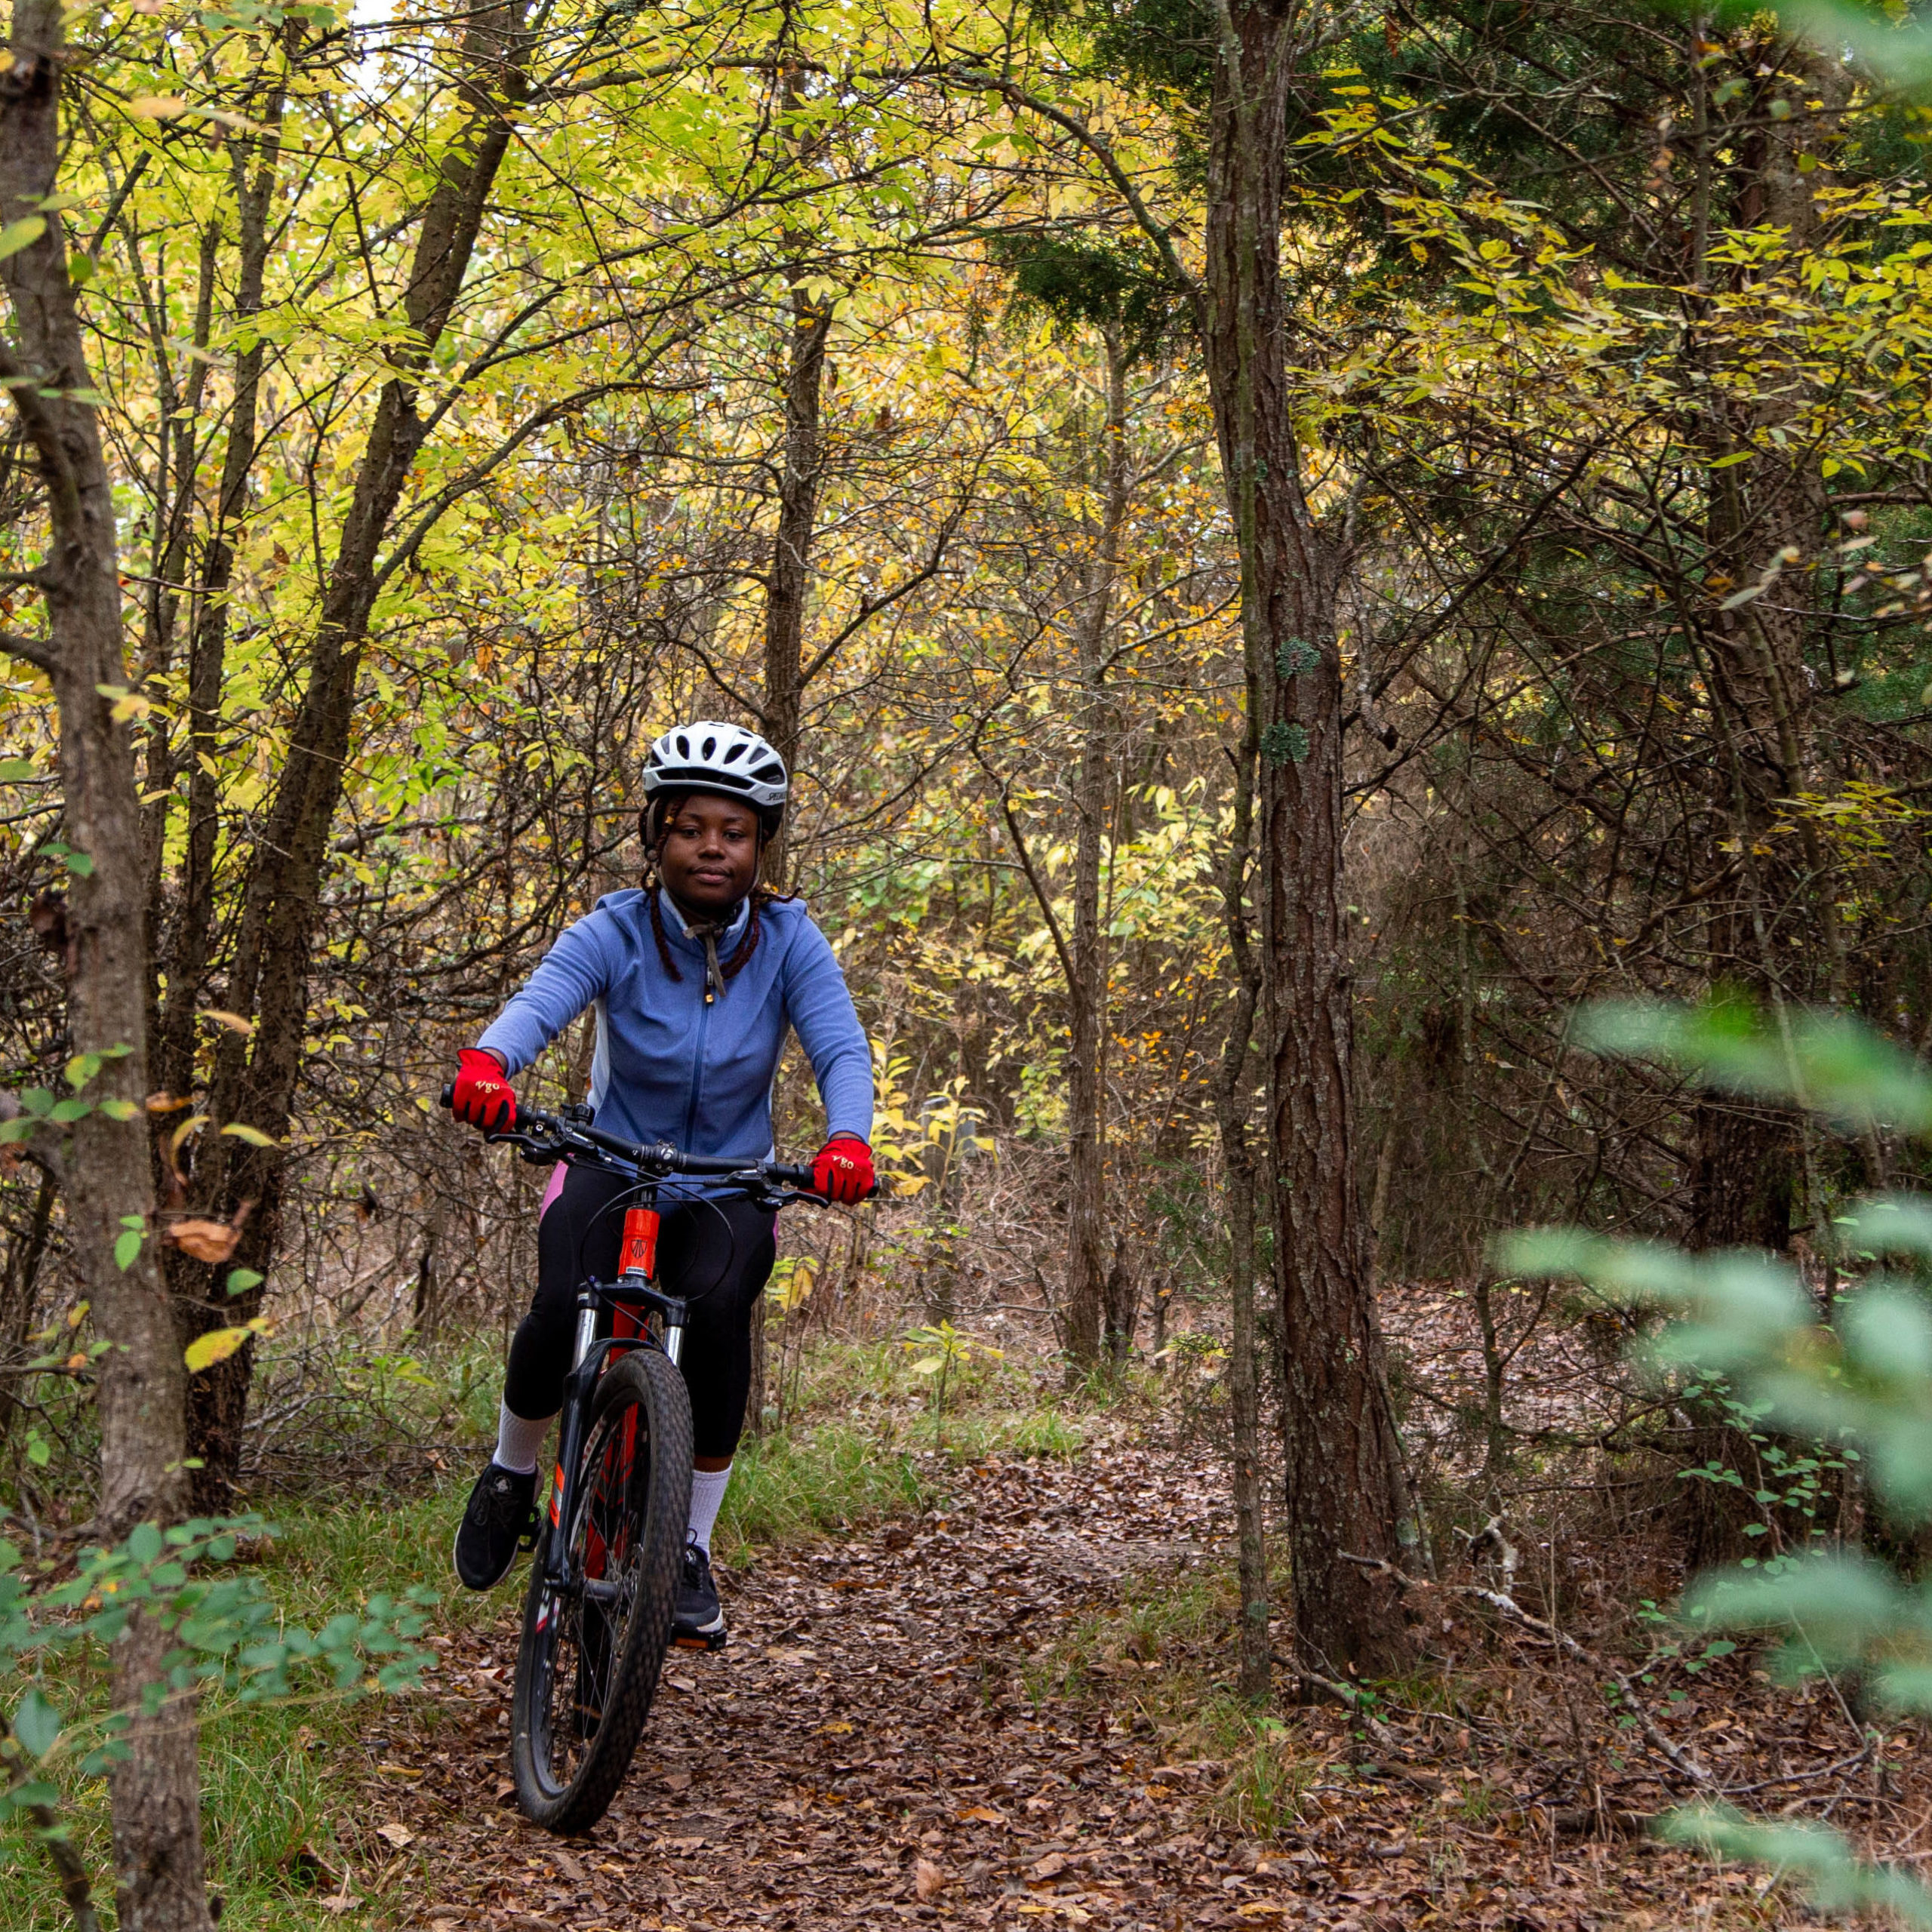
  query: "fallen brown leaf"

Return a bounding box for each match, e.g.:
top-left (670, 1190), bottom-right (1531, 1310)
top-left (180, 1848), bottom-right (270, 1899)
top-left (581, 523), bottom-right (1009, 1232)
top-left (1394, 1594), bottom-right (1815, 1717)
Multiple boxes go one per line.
top-left (164, 1217), bottom-right (242, 1263)
top-left (914, 1856), bottom-right (946, 1902)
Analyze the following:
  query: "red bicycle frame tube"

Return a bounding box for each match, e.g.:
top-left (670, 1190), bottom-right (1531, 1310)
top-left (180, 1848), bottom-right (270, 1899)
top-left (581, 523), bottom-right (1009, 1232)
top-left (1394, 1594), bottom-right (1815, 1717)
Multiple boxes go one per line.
top-left (618, 1206), bottom-right (659, 1284)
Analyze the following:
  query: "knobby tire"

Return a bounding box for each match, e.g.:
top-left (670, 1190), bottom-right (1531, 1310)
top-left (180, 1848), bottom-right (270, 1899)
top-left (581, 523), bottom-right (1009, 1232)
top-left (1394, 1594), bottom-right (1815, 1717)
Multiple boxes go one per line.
top-left (511, 1347), bottom-right (693, 1833)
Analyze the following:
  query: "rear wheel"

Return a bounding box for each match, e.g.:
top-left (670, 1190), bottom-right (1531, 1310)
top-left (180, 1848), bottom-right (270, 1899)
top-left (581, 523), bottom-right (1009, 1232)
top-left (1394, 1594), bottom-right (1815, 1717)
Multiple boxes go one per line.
top-left (510, 1348), bottom-right (692, 1833)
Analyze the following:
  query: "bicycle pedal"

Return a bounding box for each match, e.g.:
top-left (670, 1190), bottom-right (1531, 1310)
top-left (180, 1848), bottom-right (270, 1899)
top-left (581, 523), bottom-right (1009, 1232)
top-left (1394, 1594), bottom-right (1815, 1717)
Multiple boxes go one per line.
top-left (672, 1628), bottom-right (728, 1653)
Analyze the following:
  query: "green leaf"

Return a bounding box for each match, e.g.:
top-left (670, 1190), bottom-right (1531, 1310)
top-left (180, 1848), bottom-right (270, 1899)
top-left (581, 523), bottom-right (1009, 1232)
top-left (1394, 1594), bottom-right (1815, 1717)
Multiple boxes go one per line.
top-left (126, 1522), bottom-right (163, 1564)
top-left (224, 1269), bottom-right (263, 1297)
top-left (11, 1688), bottom-right (61, 1759)
top-left (49, 1098), bottom-right (91, 1124)
top-left (0, 217), bottom-right (47, 263)
top-left (99, 1098), bottom-right (138, 1121)
top-left (114, 1229), bottom-right (142, 1270)
top-left (218, 1123), bottom-right (278, 1148)
top-left (0, 759), bottom-right (35, 781)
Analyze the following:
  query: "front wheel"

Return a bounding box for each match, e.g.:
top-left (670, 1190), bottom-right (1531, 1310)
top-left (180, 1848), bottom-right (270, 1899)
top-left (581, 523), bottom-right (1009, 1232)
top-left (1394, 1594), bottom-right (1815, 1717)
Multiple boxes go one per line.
top-left (511, 1347), bottom-right (693, 1834)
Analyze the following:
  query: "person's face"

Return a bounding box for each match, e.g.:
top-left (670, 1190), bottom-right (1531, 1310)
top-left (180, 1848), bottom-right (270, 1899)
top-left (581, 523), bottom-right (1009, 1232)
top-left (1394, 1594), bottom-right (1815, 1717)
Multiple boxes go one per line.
top-left (657, 792), bottom-right (761, 913)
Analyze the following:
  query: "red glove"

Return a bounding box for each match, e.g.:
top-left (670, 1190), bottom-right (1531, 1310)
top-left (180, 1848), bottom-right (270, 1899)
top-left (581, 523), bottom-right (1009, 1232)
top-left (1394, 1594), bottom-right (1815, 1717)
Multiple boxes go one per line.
top-left (813, 1135), bottom-right (874, 1204)
top-left (451, 1048), bottom-right (516, 1133)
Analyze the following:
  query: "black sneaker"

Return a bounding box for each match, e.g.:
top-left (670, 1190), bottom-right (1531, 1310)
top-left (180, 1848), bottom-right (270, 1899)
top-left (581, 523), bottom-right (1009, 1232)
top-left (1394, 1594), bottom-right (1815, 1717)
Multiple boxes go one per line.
top-left (672, 1541), bottom-right (726, 1649)
top-left (452, 1462), bottom-right (539, 1590)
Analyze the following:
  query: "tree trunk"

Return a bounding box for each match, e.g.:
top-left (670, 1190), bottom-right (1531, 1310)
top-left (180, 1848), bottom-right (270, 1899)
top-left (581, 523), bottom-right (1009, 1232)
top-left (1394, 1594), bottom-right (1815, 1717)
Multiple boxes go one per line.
top-left (0, 1161), bottom-right (57, 1453)
top-left (746, 269), bottom-right (835, 1431)
top-left (174, 3), bottom-right (532, 1504)
top-left (759, 272), bottom-right (833, 886)
top-left (1062, 341), bottom-right (1129, 1367)
top-left (1212, 687), bottom-right (1271, 1701)
top-left (153, 38), bottom-right (295, 1104)
top-left (1680, 42), bottom-right (1850, 1251)
top-left (1199, 0), bottom-right (1411, 1675)
top-left (0, 8), bottom-right (216, 1924)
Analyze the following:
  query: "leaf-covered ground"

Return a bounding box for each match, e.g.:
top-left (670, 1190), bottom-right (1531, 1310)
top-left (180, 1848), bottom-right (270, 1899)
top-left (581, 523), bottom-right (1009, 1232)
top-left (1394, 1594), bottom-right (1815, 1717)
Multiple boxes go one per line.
top-left (325, 1402), bottom-right (1923, 1932)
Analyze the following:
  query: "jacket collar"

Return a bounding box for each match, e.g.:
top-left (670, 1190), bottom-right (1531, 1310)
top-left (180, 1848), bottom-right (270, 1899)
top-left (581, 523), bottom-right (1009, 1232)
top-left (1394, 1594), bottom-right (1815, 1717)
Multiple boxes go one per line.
top-left (658, 888), bottom-right (749, 949)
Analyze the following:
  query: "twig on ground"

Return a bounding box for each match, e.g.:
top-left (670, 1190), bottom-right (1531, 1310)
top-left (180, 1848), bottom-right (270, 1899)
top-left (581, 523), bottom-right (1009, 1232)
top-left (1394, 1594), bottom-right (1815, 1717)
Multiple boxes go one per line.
top-left (1274, 1653), bottom-right (1401, 1751)
top-left (1337, 1550), bottom-right (1714, 1789)
top-left (1727, 1740), bottom-right (1876, 1798)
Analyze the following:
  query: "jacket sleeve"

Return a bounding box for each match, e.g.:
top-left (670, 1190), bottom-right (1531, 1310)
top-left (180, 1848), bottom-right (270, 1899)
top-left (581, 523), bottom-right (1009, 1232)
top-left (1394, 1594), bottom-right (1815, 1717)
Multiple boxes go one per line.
top-left (782, 913), bottom-right (875, 1142)
top-left (476, 911), bottom-right (618, 1077)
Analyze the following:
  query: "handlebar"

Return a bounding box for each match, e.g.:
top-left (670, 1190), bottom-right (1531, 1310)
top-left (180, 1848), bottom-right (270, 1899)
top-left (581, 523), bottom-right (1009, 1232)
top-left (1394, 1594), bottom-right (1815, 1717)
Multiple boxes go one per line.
top-left (438, 1084), bottom-right (837, 1198)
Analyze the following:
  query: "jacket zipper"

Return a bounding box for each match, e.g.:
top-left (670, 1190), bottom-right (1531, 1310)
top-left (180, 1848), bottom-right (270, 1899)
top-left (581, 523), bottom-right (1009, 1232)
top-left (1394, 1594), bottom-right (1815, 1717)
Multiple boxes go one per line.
top-left (681, 952), bottom-right (712, 1148)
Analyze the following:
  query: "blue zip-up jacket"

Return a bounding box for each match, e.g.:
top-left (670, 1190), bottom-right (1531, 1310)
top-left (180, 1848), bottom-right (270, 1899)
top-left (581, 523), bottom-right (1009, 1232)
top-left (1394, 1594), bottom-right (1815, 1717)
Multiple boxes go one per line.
top-left (478, 889), bottom-right (872, 1173)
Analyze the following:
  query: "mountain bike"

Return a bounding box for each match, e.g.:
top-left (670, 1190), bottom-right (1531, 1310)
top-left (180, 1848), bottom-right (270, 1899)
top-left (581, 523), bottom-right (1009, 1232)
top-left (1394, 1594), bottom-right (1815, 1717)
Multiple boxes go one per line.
top-left (439, 1088), bottom-right (829, 1834)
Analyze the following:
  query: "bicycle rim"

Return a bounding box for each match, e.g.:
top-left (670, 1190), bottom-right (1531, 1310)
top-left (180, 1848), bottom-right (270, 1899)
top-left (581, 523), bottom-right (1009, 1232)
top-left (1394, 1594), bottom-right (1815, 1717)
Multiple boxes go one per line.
top-left (511, 1350), bottom-right (690, 1832)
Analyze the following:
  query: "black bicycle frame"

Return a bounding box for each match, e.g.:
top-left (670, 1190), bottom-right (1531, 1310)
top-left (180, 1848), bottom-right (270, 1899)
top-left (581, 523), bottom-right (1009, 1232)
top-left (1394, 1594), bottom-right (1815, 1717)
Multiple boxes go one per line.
top-left (542, 1229), bottom-right (684, 1588)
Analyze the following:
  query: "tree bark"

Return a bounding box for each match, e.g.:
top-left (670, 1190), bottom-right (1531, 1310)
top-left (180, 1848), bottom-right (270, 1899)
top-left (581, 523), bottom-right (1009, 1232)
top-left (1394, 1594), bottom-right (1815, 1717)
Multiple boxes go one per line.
top-left (175, 2), bottom-right (532, 1503)
top-left (0, 1160), bottom-right (57, 1452)
top-left (759, 272), bottom-right (833, 886)
top-left (1213, 674), bottom-right (1270, 1700)
top-left (1198, 0), bottom-right (1411, 1675)
top-left (748, 265), bottom-right (835, 1428)
top-left (0, 8), bottom-right (216, 1925)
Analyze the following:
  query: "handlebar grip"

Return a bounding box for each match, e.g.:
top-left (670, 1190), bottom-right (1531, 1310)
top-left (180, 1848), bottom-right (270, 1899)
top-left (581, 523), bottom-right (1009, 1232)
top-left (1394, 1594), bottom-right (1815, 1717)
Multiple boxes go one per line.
top-left (439, 1083), bottom-right (454, 1109)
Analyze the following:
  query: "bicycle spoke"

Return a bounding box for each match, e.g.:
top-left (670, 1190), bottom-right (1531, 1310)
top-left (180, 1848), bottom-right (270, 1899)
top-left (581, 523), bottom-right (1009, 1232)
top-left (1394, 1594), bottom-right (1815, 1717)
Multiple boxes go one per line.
top-left (537, 1389), bottom-right (654, 1791)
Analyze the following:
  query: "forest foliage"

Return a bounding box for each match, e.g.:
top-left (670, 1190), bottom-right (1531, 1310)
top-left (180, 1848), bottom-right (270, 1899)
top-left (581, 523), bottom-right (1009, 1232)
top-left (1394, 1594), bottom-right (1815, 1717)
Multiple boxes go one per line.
top-left (9, 0), bottom-right (1932, 1921)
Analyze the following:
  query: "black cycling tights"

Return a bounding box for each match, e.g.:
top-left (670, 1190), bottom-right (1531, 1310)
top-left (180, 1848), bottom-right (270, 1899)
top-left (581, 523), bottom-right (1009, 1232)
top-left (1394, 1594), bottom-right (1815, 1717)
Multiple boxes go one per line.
top-left (502, 1163), bottom-right (777, 1460)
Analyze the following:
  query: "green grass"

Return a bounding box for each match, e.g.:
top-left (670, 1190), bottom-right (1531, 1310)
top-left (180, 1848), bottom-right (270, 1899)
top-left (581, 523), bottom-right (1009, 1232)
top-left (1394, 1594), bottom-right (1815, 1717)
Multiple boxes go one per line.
top-left (719, 1420), bottom-right (937, 1555)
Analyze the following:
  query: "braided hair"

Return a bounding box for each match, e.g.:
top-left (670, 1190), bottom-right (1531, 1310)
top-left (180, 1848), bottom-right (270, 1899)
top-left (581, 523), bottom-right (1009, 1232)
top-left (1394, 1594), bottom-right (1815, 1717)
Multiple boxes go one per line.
top-left (640, 789), bottom-right (792, 987)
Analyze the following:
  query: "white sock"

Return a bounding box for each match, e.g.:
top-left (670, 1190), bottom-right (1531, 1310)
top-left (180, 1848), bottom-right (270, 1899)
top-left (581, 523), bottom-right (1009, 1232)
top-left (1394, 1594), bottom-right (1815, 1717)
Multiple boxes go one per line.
top-left (494, 1401), bottom-right (552, 1476)
top-left (687, 1465), bottom-right (732, 1555)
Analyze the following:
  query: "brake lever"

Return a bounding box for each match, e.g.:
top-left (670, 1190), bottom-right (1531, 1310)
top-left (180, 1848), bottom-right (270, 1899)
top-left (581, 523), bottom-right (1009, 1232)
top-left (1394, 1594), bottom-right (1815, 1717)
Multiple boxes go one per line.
top-left (743, 1185), bottom-right (824, 1214)
top-left (484, 1127), bottom-right (564, 1165)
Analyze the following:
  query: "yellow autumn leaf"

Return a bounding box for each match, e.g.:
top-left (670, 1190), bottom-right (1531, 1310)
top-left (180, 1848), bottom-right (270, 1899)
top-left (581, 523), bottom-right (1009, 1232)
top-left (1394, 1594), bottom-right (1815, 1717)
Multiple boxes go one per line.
top-left (183, 1325), bottom-right (254, 1373)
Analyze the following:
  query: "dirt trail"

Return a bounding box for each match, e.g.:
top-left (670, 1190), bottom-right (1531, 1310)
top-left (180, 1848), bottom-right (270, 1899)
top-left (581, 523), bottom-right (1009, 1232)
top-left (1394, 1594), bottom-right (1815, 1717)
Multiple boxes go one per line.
top-left (358, 1435), bottom-right (1760, 1932)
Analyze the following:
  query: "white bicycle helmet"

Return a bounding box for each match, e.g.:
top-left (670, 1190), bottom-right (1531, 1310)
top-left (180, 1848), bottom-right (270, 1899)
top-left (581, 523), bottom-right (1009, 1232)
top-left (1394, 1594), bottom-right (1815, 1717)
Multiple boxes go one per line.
top-left (642, 719), bottom-right (789, 837)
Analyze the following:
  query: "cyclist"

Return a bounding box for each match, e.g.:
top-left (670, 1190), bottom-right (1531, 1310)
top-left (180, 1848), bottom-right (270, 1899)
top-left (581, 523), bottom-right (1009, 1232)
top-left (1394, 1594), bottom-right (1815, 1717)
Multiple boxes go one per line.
top-left (445, 721), bottom-right (874, 1647)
